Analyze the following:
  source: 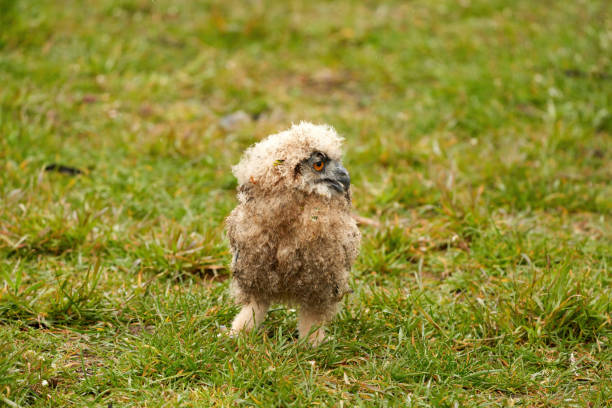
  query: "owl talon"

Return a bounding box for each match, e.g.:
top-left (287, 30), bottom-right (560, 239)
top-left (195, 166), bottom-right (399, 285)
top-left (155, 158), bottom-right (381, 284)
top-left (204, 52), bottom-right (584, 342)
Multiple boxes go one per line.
top-left (307, 328), bottom-right (326, 346)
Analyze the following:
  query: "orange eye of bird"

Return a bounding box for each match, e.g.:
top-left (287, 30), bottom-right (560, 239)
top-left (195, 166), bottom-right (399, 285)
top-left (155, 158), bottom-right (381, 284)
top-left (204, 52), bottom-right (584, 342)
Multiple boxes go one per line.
top-left (313, 161), bottom-right (324, 171)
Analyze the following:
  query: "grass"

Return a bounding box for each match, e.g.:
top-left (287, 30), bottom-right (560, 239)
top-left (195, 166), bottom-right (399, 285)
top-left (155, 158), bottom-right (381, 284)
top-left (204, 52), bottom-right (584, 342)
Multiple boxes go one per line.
top-left (0, 0), bottom-right (610, 406)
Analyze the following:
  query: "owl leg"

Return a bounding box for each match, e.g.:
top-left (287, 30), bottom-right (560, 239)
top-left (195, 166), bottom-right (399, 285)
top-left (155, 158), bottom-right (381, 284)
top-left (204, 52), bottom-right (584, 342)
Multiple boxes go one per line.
top-left (230, 299), bottom-right (269, 334)
top-left (298, 306), bottom-right (331, 346)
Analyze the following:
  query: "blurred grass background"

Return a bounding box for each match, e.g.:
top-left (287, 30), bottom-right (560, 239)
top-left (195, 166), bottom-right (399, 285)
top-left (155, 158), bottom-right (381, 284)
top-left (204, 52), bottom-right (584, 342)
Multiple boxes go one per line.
top-left (0, 0), bottom-right (611, 406)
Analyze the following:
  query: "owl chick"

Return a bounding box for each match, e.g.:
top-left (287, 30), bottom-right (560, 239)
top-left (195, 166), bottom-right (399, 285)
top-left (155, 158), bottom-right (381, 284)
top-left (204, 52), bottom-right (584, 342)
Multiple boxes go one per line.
top-left (225, 122), bottom-right (361, 345)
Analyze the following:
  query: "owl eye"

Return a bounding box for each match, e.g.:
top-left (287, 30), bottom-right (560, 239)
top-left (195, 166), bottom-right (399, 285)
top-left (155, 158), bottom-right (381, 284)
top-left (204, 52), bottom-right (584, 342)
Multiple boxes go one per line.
top-left (313, 161), bottom-right (325, 171)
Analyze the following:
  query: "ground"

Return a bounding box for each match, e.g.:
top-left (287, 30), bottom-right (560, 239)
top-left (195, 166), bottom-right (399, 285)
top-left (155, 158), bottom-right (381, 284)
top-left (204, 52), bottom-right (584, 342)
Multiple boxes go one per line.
top-left (0, 0), bottom-right (611, 406)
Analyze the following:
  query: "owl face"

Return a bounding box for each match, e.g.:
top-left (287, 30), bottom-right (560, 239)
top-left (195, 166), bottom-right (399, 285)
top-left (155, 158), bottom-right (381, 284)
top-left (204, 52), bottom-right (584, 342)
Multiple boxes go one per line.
top-left (297, 151), bottom-right (351, 197)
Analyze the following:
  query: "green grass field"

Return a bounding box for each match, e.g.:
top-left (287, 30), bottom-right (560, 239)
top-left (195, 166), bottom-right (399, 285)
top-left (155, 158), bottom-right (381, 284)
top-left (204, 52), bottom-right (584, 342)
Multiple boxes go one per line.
top-left (1, 0), bottom-right (611, 406)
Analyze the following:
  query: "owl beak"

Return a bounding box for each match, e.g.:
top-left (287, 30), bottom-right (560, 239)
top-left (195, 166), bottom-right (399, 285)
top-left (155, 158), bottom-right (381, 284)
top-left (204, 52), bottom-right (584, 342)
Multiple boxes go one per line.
top-left (333, 165), bottom-right (351, 192)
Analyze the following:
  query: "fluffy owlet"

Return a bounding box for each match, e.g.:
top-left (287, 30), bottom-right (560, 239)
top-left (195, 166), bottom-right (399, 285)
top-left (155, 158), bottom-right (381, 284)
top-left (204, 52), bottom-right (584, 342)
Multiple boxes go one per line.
top-left (225, 122), bottom-right (361, 345)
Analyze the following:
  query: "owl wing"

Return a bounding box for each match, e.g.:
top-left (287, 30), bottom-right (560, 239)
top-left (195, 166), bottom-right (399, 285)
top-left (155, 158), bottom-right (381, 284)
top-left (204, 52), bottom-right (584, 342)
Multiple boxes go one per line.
top-left (226, 208), bottom-right (247, 280)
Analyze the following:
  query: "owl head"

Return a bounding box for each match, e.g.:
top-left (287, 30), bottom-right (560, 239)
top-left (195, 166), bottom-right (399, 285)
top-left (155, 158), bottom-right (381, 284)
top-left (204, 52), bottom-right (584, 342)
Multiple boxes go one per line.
top-left (232, 122), bottom-right (351, 198)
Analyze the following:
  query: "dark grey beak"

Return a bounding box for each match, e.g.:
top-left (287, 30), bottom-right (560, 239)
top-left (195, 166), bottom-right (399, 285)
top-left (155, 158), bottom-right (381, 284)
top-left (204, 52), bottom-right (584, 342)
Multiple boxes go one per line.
top-left (333, 165), bottom-right (351, 192)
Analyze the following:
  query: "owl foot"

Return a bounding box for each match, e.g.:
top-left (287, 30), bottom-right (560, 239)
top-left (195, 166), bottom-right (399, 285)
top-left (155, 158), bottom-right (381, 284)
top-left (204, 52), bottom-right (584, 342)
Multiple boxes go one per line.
top-left (229, 300), bottom-right (269, 336)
